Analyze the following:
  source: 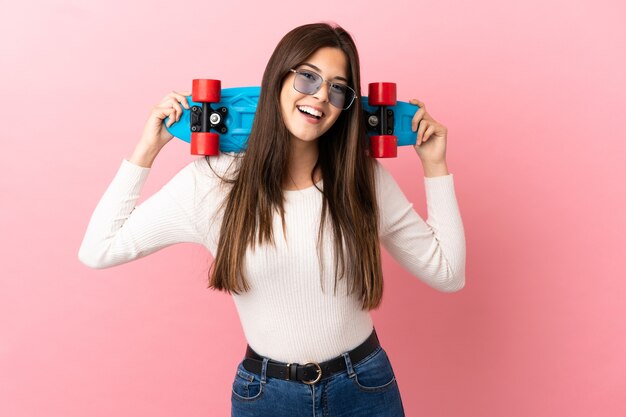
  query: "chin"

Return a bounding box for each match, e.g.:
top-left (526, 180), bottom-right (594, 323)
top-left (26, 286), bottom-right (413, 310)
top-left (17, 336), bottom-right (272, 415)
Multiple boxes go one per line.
top-left (292, 126), bottom-right (331, 142)
top-left (289, 135), bottom-right (320, 144)
top-left (286, 125), bottom-right (326, 143)
top-left (283, 110), bottom-right (336, 144)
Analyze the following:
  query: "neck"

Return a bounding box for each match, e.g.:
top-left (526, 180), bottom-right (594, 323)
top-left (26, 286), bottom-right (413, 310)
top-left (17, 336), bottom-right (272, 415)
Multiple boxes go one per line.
top-left (284, 137), bottom-right (321, 190)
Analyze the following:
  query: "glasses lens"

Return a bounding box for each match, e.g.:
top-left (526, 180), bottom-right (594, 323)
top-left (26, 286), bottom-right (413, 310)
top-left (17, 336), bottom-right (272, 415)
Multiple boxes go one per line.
top-left (292, 69), bottom-right (355, 110)
top-left (329, 84), bottom-right (355, 109)
top-left (294, 70), bottom-right (321, 94)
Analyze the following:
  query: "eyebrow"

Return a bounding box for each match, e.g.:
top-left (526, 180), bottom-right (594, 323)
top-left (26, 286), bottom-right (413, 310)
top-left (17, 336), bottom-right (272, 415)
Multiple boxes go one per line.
top-left (300, 62), bottom-right (349, 83)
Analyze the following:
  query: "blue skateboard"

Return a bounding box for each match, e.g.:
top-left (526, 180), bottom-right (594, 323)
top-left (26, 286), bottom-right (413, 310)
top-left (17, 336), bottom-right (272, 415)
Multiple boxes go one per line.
top-left (165, 80), bottom-right (418, 158)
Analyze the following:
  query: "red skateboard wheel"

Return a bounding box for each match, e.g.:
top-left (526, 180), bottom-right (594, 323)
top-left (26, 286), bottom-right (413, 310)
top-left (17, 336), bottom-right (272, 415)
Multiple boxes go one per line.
top-left (370, 135), bottom-right (397, 158)
top-left (191, 132), bottom-right (219, 156)
top-left (368, 82), bottom-right (397, 106)
top-left (192, 79), bottom-right (221, 102)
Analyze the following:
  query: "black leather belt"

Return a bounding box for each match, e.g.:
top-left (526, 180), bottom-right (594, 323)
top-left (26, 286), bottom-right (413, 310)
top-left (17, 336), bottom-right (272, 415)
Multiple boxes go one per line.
top-left (242, 328), bottom-right (380, 385)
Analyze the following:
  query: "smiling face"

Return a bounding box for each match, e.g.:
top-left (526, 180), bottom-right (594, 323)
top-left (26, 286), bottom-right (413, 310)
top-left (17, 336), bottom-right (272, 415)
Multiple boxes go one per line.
top-left (279, 47), bottom-right (349, 145)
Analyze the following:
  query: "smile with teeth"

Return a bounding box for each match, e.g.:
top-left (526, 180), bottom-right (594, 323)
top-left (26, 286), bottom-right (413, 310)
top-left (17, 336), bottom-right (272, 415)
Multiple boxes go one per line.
top-left (297, 105), bottom-right (324, 120)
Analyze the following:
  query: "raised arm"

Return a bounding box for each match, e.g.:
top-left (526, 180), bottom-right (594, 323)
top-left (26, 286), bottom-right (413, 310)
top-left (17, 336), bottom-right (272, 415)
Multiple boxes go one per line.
top-left (375, 162), bottom-right (466, 293)
top-left (78, 89), bottom-right (205, 269)
top-left (376, 97), bottom-right (467, 291)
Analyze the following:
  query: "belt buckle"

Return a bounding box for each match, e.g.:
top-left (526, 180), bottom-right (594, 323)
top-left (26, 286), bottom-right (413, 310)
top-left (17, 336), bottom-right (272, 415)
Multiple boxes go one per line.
top-left (302, 362), bottom-right (322, 385)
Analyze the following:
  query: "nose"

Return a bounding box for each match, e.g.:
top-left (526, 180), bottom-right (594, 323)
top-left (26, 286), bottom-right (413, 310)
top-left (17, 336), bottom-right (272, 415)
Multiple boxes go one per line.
top-left (313, 81), bottom-right (331, 103)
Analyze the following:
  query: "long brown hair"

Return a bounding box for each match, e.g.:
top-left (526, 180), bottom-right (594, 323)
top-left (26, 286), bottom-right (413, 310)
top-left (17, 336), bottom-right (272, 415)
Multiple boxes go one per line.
top-left (207, 22), bottom-right (383, 310)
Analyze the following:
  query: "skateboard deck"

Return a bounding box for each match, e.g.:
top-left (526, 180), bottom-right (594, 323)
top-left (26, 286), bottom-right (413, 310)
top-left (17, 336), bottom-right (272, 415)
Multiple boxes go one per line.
top-left (165, 83), bottom-right (419, 157)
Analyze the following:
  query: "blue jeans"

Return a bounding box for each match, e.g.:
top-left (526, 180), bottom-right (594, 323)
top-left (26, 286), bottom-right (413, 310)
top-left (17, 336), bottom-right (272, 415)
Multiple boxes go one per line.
top-left (231, 345), bottom-right (405, 416)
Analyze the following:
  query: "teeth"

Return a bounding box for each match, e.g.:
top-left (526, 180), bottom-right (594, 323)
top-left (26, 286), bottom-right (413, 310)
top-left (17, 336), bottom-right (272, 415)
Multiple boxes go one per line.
top-left (297, 105), bottom-right (323, 118)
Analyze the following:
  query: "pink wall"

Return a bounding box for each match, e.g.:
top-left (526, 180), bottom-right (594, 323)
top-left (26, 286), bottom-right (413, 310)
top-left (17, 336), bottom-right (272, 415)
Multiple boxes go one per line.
top-left (2, 0), bottom-right (625, 416)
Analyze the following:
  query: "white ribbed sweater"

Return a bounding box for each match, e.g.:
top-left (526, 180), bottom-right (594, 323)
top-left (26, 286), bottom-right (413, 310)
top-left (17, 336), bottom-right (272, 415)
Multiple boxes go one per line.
top-left (78, 152), bottom-right (465, 363)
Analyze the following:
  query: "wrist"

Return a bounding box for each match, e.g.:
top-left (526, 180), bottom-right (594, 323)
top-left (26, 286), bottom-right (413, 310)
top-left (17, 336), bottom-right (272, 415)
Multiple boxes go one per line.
top-left (129, 142), bottom-right (161, 168)
top-left (422, 160), bottom-right (449, 177)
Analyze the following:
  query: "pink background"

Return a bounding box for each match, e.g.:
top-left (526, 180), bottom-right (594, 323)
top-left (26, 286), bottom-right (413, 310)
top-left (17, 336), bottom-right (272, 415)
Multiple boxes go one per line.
top-left (2, 0), bottom-right (625, 416)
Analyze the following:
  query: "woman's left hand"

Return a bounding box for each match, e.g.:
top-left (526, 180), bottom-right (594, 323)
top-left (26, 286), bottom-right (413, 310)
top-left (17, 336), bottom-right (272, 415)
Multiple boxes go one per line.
top-left (409, 99), bottom-right (448, 165)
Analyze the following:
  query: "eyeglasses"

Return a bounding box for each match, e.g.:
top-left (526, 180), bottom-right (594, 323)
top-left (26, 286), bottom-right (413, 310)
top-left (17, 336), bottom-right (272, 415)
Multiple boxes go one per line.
top-left (288, 68), bottom-right (356, 110)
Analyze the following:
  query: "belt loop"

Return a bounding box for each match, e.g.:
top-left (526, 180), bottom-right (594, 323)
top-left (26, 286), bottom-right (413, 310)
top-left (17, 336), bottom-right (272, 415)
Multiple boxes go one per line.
top-left (261, 357), bottom-right (269, 383)
top-left (341, 352), bottom-right (355, 377)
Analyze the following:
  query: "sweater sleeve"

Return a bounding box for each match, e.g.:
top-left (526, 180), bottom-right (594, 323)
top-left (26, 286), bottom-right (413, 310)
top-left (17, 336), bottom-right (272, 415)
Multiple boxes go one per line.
top-left (78, 159), bottom-right (205, 269)
top-left (375, 161), bottom-right (466, 292)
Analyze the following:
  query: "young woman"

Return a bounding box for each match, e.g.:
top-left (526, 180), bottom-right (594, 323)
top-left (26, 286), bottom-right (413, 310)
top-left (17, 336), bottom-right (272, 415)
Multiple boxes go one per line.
top-left (79, 22), bottom-right (465, 417)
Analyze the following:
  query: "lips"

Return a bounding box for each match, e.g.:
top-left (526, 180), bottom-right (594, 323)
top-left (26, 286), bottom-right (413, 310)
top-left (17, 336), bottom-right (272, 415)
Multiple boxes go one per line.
top-left (296, 104), bottom-right (325, 119)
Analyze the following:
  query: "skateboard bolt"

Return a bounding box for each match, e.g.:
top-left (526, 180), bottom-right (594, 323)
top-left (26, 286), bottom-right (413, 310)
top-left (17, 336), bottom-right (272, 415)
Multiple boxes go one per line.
top-left (210, 114), bottom-right (222, 124)
top-left (368, 115), bottom-right (379, 127)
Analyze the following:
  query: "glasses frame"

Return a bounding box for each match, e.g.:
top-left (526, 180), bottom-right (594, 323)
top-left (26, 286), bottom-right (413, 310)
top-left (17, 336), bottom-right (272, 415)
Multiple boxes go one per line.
top-left (288, 68), bottom-right (356, 110)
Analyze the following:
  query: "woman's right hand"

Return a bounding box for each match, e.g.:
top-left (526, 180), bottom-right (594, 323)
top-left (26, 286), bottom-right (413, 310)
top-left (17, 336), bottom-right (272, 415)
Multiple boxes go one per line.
top-left (138, 90), bottom-right (191, 150)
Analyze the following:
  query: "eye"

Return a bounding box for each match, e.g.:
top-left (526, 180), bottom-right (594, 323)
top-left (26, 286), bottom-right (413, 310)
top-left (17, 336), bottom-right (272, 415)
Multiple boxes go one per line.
top-left (330, 83), bottom-right (348, 94)
top-left (299, 70), bottom-right (318, 81)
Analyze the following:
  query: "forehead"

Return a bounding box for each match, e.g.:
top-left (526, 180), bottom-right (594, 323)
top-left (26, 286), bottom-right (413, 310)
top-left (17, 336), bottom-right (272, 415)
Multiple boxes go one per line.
top-left (297, 47), bottom-right (349, 81)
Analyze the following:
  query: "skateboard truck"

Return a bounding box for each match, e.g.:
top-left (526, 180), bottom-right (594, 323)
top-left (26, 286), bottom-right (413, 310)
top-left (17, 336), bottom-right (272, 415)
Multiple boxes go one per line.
top-left (364, 108), bottom-right (394, 136)
top-left (189, 79), bottom-right (224, 156)
top-left (366, 82), bottom-right (398, 158)
top-left (190, 105), bottom-right (228, 135)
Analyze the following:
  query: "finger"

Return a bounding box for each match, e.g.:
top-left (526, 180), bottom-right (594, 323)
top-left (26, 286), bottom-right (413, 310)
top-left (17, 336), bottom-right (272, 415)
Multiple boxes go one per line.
top-left (172, 90), bottom-right (191, 109)
top-left (163, 91), bottom-right (191, 110)
top-left (163, 107), bottom-right (176, 127)
top-left (409, 98), bottom-right (425, 109)
top-left (167, 98), bottom-right (183, 121)
top-left (422, 125), bottom-right (436, 143)
top-left (181, 93), bottom-right (191, 109)
top-left (411, 107), bottom-right (425, 132)
top-left (417, 120), bottom-right (429, 146)
top-left (154, 105), bottom-right (171, 119)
